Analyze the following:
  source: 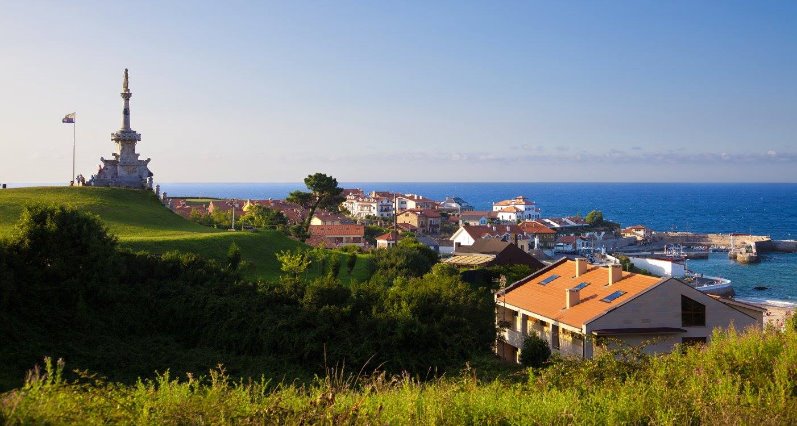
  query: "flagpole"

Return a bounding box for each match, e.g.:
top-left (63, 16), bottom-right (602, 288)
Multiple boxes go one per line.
top-left (71, 116), bottom-right (76, 186)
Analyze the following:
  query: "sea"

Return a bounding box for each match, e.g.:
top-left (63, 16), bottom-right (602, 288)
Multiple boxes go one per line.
top-left (11, 182), bottom-right (797, 306)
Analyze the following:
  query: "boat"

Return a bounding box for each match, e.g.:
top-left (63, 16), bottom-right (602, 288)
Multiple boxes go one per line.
top-left (682, 271), bottom-right (734, 297)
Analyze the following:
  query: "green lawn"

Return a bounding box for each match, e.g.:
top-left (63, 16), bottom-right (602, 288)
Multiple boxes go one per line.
top-left (0, 186), bottom-right (371, 281)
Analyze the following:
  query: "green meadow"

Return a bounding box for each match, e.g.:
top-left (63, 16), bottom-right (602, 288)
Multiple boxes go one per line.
top-left (0, 186), bottom-right (371, 282)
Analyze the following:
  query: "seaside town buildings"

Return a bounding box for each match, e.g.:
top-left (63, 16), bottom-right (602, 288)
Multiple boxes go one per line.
top-left (87, 69), bottom-right (154, 189)
top-left (495, 258), bottom-right (764, 362)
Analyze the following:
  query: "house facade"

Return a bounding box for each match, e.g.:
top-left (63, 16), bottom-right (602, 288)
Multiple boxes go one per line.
top-left (495, 258), bottom-right (763, 363)
top-left (622, 225), bottom-right (652, 241)
top-left (555, 235), bottom-right (591, 253)
top-left (396, 194), bottom-right (438, 211)
top-left (449, 224), bottom-right (524, 249)
top-left (308, 224), bottom-right (366, 248)
top-left (518, 221), bottom-right (557, 249)
top-left (397, 209), bottom-right (441, 234)
top-left (459, 211), bottom-right (497, 226)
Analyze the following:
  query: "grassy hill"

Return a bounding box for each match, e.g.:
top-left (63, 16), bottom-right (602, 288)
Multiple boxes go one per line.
top-left (0, 186), bottom-right (372, 281)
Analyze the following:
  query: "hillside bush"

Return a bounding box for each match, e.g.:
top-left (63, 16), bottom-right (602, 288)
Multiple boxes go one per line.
top-left (1, 205), bottom-right (493, 388)
top-left (519, 334), bottom-right (551, 368)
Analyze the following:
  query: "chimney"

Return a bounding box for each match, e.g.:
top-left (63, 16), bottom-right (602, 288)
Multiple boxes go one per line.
top-left (566, 288), bottom-right (580, 309)
top-left (608, 264), bottom-right (622, 285)
top-left (575, 257), bottom-right (588, 277)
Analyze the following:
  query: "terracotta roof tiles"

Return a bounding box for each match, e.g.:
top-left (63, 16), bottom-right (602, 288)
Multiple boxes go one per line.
top-left (499, 259), bottom-right (664, 329)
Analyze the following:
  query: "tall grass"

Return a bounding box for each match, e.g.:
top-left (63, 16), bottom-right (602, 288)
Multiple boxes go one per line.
top-left (4, 324), bottom-right (796, 424)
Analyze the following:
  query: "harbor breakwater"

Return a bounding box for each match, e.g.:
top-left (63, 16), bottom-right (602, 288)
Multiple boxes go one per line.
top-left (755, 239), bottom-right (797, 253)
top-left (656, 232), bottom-right (797, 253)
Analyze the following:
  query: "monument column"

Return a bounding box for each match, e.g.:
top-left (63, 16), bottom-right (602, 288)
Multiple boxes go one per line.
top-left (121, 68), bottom-right (132, 131)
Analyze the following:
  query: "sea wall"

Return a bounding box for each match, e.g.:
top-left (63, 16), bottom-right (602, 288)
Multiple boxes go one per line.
top-left (754, 240), bottom-right (797, 253)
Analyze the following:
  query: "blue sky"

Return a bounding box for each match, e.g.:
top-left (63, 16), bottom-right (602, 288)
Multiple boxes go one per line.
top-left (1, 1), bottom-right (795, 182)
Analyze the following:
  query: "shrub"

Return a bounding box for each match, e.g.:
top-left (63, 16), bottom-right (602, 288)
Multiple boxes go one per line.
top-left (520, 333), bottom-right (551, 368)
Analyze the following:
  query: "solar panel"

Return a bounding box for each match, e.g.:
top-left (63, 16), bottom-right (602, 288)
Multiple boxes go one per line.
top-left (573, 282), bottom-right (590, 291)
top-left (539, 274), bottom-right (560, 285)
top-left (601, 290), bottom-right (627, 303)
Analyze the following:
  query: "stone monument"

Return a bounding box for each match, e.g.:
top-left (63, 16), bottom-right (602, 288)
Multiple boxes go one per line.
top-left (88, 68), bottom-right (153, 189)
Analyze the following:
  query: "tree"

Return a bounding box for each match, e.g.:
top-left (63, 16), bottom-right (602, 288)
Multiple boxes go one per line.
top-left (275, 249), bottom-right (311, 282)
top-left (286, 173), bottom-right (345, 241)
top-left (372, 237), bottom-right (438, 281)
top-left (226, 242), bottom-right (242, 272)
top-left (241, 205), bottom-right (288, 230)
top-left (585, 210), bottom-right (604, 225)
top-left (520, 333), bottom-right (551, 368)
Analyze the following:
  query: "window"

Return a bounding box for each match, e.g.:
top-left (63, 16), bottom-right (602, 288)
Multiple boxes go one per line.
top-left (539, 274), bottom-right (560, 285)
top-left (601, 290), bottom-right (626, 303)
top-left (681, 295), bottom-right (706, 327)
top-left (551, 325), bottom-right (560, 349)
top-left (573, 282), bottom-right (590, 291)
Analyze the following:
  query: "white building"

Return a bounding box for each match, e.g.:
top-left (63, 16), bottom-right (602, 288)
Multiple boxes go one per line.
top-left (492, 196), bottom-right (541, 221)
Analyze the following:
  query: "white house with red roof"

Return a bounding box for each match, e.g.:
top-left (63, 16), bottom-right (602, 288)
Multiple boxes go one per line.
top-left (492, 196), bottom-right (541, 221)
top-left (396, 194), bottom-right (438, 212)
top-left (450, 224), bottom-right (524, 249)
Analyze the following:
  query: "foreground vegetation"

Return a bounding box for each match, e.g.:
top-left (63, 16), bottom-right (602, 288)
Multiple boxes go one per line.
top-left (3, 323), bottom-right (797, 424)
top-left (0, 204), bottom-right (493, 391)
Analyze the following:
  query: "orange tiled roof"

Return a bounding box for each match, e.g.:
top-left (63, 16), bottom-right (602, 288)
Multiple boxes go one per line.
top-left (462, 224), bottom-right (522, 239)
top-left (375, 232), bottom-right (399, 241)
top-left (499, 259), bottom-right (664, 329)
top-left (493, 196), bottom-right (536, 206)
top-left (519, 221), bottom-right (556, 234)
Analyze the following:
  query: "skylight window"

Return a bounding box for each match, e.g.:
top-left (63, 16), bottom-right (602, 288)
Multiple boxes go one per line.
top-left (539, 274), bottom-right (560, 285)
top-left (601, 290), bottom-right (627, 303)
top-left (573, 282), bottom-right (590, 291)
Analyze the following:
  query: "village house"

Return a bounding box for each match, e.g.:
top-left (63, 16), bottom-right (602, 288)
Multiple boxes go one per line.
top-left (447, 239), bottom-right (545, 270)
top-left (307, 224), bottom-right (366, 248)
top-left (537, 216), bottom-right (588, 232)
top-left (396, 194), bottom-right (438, 211)
top-left (341, 192), bottom-right (395, 220)
top-left (495, 258), bottom-right (764, 363)
top-left (622, 225), bottom-right (653, 242)
top-left (438, 196), bottom-right (474, 214)
top-left (459, 210), bottom-right (498, 226)
top-left (242, 199), bottom-right (306, 224)
top-left (518, 221), bottom-right (558, 249)
top-left (375, 232), bottom-right (399, 249)
top-left (555, 235), bottom-right (591, 253)
top-left (492, 196), bottom-right (541, 221)
top-left (207, 200), bottom-right (245, 219)
top-left (310, 210), bottom-right (353, 226)
top-left (449, 224), bottom-right (524, 249)
top-left (397, 209), bottom-right (441, 234)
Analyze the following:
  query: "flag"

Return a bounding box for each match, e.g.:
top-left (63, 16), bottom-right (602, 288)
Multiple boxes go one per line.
top-left (62, 113), bottom-right (75, 124)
